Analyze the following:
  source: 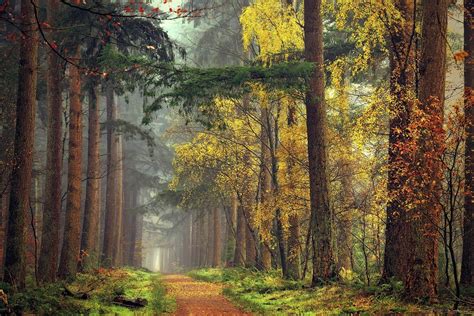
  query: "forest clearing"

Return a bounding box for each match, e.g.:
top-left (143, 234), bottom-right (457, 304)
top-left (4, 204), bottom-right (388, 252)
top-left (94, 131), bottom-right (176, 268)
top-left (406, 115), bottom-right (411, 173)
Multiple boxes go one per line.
top-left (1, 0), bottom-right (474, 314)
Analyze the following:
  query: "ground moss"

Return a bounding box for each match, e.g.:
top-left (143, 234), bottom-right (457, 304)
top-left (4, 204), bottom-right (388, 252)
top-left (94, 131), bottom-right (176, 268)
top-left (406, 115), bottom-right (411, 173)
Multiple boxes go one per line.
top-left (2, 267), bottom-right (175, 315)
top-left (188, 268), bottom-right (467, 315)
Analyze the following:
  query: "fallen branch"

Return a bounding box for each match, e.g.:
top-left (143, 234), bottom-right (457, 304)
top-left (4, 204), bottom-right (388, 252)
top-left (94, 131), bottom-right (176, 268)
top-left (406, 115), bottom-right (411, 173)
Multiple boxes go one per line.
top-left (112, 296), bottom-right (148, 308)
top-left (62, 286), bottom-right (91, 300)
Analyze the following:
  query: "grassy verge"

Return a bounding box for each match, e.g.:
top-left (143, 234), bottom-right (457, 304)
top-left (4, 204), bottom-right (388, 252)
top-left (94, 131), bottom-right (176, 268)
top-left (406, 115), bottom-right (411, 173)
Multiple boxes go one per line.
top-left (188, 268), bottom-right (462, 315)
top-left (1, 267), bottom-right (175, 315)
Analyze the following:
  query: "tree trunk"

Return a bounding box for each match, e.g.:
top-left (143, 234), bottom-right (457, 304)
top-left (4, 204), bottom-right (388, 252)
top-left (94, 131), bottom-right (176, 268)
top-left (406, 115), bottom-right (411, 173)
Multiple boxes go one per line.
top-left (382, 0), bottom-right (416, 282)
top-left (207, 210), bottom-right (213, 266)
top-left (234, 199), bottom-right (246, 266)
top-left (58, 49), bottom-right (83, 279)
top-left (191, 211), bottom-right (199, 267)
top-left (259, 106), bottom-right (273, 271)
top-left (404, 0), bottom-right (448, 301)
top-left (3, 0), bottom-right (39, 289)
top-left (461, 0), bottom-right (474, 286)
top-left (213, 207), bottom-right (222, 267)
top-left (304, 0), bottom-right (335, 284)
top-left (113, 132), bottom-right (124, 266)
top-left (225, 194), bottom-right (237, 265)
top-left (102, 83), bottom-right (118, 265)
top-left (37, 0), bottom-right (63, 284)
top-left (80, 85), bottom-right (101, 270)
top-left (286, 104), bottom-right (301, 280)
top-left (244, 203), bottom-right (257, 267)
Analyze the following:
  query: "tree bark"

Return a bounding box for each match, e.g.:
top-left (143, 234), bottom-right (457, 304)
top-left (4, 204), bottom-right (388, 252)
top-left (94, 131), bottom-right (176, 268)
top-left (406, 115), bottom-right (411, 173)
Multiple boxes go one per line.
top-left (3, 0), bottom-right (39, 289)
top-left (212, 207), bottom-right (222, 267)
top-left (404, 0), bottom-right (448, 301)
top-left (80, 85), bottom-right (101, 269)
top-left (461, 0), bottom-right (474, 286)
top-left (234, 198), bottom-right (246, 266)
top-left (37, 0), bottom-right (63, 284)
top-left (259, 106), bottom-right (273, 271)
top-left (113, 132), bottom-right (124, 266)
top-left (382, 0), bottom-right (416, 282)
top-left (304, 0), bottom-right (335, 284)
top-left (58, 49), bottom-right (84, 279)
top-left (102, 83), bottom-right (118, 265)
top-left (286, 104), bottom-right (301, 280)
top-left (206, 210), bottom-right (213, 266)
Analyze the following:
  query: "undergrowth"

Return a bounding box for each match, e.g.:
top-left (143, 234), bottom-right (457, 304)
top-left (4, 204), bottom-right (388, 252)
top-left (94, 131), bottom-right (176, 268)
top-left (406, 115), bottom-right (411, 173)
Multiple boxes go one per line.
top-left (188, 268), bottom-right (459, 315)
top-left (0, 267), bottom-right (175, 315)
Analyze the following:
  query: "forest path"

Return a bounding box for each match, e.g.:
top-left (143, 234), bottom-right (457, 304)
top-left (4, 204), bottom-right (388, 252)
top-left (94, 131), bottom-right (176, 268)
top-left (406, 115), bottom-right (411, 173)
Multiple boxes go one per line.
top-left (163, 274), bottom-right (251, 316)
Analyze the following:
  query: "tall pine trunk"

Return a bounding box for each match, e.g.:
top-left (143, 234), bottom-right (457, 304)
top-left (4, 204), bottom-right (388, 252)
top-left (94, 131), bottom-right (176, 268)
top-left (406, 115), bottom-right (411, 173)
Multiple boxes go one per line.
top-left (58, 49), bottom-right (83, 279)
top-left (382, 0), bottom-right (416, 282)
top-left (304, 0), bottom-right (335, 284)
top-left (3, 0), bottom-right (39, 288)
top-left (80, 84), bottom-right (101, 269)
top-left (112, 133), bottom-right (124, 266)
top-left (38, 0), bottom-right (63, 282)
top-left (461, 0), bottom-right (474, 286)
top-left (102, 83), bottom-right (117, 265)
top-left (404, 0), bottom-right (448, 300)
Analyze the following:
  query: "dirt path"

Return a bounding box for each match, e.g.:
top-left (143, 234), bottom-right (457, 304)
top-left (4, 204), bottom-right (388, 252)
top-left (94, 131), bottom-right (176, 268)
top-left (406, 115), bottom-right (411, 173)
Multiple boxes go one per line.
top-left (163, 274), bottom-right (251, 316)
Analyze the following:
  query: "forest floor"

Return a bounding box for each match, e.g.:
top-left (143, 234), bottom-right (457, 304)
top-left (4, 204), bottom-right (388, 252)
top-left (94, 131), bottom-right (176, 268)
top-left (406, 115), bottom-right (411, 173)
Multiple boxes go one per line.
top-left (187, 268), bottom-right (474, 315)
top-left (1, 267), bottom-right (175, 314)
top-left (163, 274), bottom-right (250, 315)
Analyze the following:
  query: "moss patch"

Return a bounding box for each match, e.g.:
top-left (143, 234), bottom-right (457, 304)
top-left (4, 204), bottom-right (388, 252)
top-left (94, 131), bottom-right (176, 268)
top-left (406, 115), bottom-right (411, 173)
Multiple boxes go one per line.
top-left (1, 267), bottom-right (175, 315)
top-left (188, 268), bottom-right (465, 315)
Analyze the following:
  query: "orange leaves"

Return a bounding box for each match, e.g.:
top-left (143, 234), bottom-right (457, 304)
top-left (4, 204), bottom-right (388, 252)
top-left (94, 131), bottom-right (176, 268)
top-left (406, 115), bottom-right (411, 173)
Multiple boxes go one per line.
top-left (454, 50), bottom-right (469, 62)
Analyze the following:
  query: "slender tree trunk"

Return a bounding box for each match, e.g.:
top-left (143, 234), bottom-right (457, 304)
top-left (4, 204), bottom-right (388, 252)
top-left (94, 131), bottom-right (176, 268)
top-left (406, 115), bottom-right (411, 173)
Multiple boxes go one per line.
top-left (212, 207), bottom-right (222, 267)
top-left (133, 212), bottom-right (143, 267)
top-left (102, 83), bottom-right (117, 265)
top-left (336, 77), bottom-right (354, 272)
top-left (3, 0), bottom-right (38, 289)
top-left (404, 0), bottom-right (448, 301)
top-left (259, 106), bottom-right (273, 271)
top-left (113, 133), bottom-right (124, 266)
top-left (37, 0), bottom-right (63, 284)
top-left (234, 198), bottom-right (246, 266)
top-left (58, 49), bottom-right (84, 279)
top-left (80, 85), bottom-right (101, 269)
top-left (207, 210), bottom-right (213, 266)
top-left (244, 203), bottom-right (257, 267)
top-left (182, 213), bottom-right (192, 268)
top-left (304, 0), bottom-right (335, 284)
top-left (286, 104), bottom-right (301, 279)
top-left (461, 0), bottom-right (474, 286)
top-left (225, 194), bottom-right (237, 265)
top-left (191, 211), bottom-right (199, 267)
top-left (382, 0), bottom-right (416, 282)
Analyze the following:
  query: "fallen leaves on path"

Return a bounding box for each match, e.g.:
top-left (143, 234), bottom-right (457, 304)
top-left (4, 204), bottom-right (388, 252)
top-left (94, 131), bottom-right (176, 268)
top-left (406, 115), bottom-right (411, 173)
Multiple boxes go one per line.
top-left (163, 275), bottom-right (251, 316)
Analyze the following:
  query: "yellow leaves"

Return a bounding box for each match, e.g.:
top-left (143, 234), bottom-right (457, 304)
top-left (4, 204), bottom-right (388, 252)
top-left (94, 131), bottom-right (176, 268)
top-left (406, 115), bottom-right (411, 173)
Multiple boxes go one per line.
top-left (240, 0), bottom-right (303, 63)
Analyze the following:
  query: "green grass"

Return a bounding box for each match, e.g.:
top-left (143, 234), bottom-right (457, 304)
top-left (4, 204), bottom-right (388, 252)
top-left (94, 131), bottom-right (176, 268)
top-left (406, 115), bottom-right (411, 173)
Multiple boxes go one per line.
top-left (1, 267), bottom-right (175, 315)
top-left (188, 268), bottom-right (463, 315)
